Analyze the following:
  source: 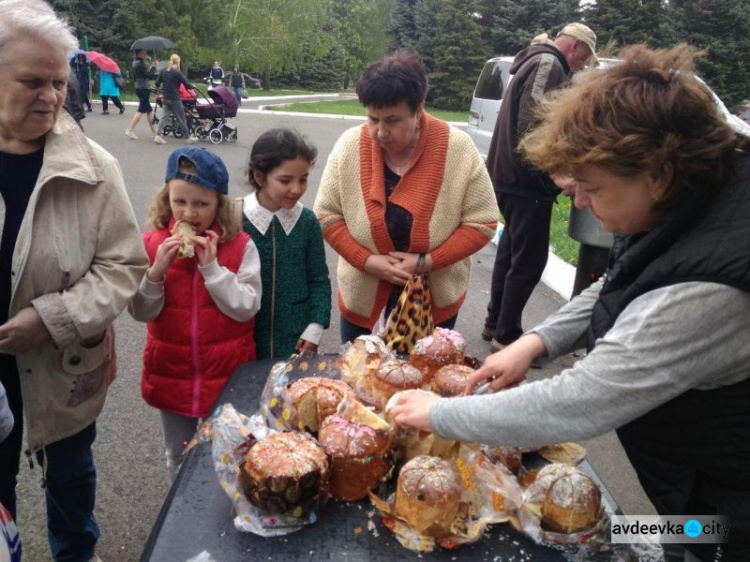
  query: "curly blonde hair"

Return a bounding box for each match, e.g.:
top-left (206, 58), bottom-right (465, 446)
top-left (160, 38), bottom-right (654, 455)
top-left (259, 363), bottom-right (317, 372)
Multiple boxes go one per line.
top-left (146, 158), bottom-right (240, 242)
top-left (521, 44), bottom-right (749, 208)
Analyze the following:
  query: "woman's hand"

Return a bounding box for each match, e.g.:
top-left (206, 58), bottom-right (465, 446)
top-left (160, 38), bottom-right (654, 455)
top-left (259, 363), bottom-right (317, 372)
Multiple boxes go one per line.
top-left (389, 390), bottom-right (440, 432)
top-left (193, 230), bottom-right (219, 267)
top-left (295, 339), bottom-right (318, 354)
top-left (0, 307), bottom-right (51, 356)
top-left (389, 252), bottom-right (433, 274)
top-left (364, 254), bottom-right (411, 284)
top-left (464, 334), bottom-right (547, 394)
top-left (148, 235), bottom-right (182, 282)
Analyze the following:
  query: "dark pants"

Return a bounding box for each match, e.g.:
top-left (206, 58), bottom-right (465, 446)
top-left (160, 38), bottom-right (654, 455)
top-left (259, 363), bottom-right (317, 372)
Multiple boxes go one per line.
top-left (0, 361), bottom-right (100, 562)
top-left (486, 193), bottom-right (553, 344)
top-left (340, 284), bottom-right (458, 343)
top-left (101, 95), bottom-right (123, 112)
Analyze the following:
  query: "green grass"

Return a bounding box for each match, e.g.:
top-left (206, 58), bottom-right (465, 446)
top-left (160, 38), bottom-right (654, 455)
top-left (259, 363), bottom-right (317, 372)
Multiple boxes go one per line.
top-left (549, 196), bottom-right (580, 266)
top-left (264, 99), bottom-right (469, 123)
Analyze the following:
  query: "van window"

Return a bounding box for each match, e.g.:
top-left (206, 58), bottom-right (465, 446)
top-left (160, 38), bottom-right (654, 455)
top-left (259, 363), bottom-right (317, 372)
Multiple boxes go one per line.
top-left (474, 61), bottom-right (506, 101)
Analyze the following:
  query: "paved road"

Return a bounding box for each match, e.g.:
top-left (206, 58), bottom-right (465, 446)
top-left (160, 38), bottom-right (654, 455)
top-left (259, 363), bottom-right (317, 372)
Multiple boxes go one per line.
top-left (14, 106), bottom-right (654, 561)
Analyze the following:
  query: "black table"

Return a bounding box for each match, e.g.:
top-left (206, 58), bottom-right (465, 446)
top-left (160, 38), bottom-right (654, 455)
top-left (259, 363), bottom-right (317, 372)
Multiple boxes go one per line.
top-left (141, 358), bottom-right (623, 561)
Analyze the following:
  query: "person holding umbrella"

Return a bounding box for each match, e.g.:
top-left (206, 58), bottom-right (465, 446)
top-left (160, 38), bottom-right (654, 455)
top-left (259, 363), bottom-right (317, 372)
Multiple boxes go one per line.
top-left (70, 52), bottom-right (93, 112)
top-left (125, 49), bottom-right (156, 139)
top-left (98, 69), bottom-right (125, 115)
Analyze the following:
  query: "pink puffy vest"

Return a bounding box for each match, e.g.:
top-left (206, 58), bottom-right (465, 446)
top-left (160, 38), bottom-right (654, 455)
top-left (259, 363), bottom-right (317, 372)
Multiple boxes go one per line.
top-left (141, 225), bottom-right (256, 417)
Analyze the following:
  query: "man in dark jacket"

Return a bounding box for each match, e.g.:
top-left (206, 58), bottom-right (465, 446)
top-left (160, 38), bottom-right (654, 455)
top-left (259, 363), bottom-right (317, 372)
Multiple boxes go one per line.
top-left (63, 68), bottom-right (85, 130)
top-left (484, 23), bottom-right (597, 350)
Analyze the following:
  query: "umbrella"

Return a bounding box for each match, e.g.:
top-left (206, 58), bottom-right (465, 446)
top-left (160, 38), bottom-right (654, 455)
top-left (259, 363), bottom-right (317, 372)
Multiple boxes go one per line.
top-left (86, 51), bottom-right (120, 74)
top-left (130, 36), bottom-right (175, 51)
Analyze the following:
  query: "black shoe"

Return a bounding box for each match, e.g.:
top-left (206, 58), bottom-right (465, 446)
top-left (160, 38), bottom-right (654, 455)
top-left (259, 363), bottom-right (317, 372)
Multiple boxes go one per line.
top-left (86, 107), bottom-right (93, 112)
top-left (119, 106), bottom-right (125, 115)
top-left (481, 325), bottom-right (494, 341)
top-left (102, 110), bottom-right (109, 115)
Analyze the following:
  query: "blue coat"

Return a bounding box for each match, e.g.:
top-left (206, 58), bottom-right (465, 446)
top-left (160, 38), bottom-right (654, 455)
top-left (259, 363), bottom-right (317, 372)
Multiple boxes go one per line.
top-left (99, 71), bottom-right (121, 97)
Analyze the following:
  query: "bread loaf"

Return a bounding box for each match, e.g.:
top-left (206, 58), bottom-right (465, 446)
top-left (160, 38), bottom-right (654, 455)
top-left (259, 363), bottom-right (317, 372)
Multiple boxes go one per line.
top-left (433, 364), bottom-right (475, 397)
top-left (238, 431), bottom-right (329, 516)
top-left (339, 335), bottom-right (390, 390)
top-left (317, 399), bottom-right (392, 501)
top-left (370, 359), bottom-right (425, 410)
top-left (394, 455), bottom-right (463, 537)
top-left (287, 377), bottom-right (352, 433)
top-left (409, 328), bottom-right (466, 381)
top-left (533, 464), bottom-right (602, 534)
top-left (172, 220), bottom-right (196, 259)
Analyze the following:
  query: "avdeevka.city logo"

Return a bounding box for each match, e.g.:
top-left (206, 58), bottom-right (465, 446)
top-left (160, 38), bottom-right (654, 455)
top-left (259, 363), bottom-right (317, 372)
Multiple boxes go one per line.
top-left (684, 519), bottom-right (702, 539)
top-left (611, 515), bottom-right (730, 544)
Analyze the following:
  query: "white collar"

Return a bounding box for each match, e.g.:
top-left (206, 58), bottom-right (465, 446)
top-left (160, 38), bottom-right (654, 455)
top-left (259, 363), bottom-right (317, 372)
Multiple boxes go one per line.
top-left (243, 192), bottom-right (303, 236)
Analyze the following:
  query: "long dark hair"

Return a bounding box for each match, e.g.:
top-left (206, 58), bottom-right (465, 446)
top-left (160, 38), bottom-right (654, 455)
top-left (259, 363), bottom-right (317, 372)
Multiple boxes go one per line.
top-left (248, 129), bottom-right (318, 189)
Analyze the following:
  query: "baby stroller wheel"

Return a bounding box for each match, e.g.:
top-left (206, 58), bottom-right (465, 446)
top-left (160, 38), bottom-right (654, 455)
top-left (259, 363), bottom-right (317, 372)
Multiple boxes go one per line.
top-left (209, 129), bottom-right (224, 144)
top-left (227, 131), bottom-right (238, 143)
top-left (162, 124), bottom-right (173, 137)
top-left (173, 127), bottom-right (185, 139)
top-left (195, 126), bottom-right (209, 140)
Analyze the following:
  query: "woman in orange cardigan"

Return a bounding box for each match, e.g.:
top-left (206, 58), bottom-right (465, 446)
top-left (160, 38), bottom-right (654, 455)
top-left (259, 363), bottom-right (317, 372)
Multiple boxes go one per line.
top-left (314, 52), bottom-right (498, 342)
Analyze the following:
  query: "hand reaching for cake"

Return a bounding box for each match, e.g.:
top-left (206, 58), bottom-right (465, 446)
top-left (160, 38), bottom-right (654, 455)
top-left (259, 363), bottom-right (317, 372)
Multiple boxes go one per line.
top-left (465, 333), bottom-right (546, 394)
top-left (389, 389), bottom-right (439, 433)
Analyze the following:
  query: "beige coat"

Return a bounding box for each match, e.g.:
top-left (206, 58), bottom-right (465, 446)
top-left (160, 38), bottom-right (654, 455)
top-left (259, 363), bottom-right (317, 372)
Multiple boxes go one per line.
top-left (7, 112), bottom-right (148, 452)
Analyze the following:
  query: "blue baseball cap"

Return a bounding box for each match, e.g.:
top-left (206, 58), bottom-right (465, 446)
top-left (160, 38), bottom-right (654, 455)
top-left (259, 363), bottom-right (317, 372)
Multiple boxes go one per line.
top-left (165, 147), bottom-right (229, 194)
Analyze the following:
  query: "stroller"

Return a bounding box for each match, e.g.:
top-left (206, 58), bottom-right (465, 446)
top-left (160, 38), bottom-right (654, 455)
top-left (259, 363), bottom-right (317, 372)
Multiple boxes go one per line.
top-left (193, 86), bottom-right (238, 144)
top-left (153, 84), bottom-right (202, 139)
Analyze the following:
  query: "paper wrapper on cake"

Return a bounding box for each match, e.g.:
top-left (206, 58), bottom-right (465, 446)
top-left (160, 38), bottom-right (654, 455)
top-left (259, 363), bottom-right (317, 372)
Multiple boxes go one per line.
top-left (409, 328), bottom-right (466, 381)
top-left (515, 462), bottom-right (606, 546)
top-left (286, 377), bottom-right (352, 433)
top-left (187, 403), bottom-right (323, 536)
top-left (238, 431), bottom-right (329, 519)
top-left (369, 444), bottom-right (523, 552)
top-left (384, 390), bottom-right (459, 461)
top-left (318, 394), bottom-right (393, 501)
top-left (259, 354), bottom-right (343, 431)
top-left (337, 335), bottom-right (393, 406)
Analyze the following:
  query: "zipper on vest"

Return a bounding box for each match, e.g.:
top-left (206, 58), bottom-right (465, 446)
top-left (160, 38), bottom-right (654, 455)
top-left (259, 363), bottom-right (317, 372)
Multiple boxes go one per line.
top-left (270, 220), bottom-right (276, 358)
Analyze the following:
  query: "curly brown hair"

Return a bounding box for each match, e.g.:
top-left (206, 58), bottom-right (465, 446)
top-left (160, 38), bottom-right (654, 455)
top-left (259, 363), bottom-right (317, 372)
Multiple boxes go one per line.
top-left (521, 44), bottom-right (749, 209)
top-left (146, 158), bottom-right (240, 241)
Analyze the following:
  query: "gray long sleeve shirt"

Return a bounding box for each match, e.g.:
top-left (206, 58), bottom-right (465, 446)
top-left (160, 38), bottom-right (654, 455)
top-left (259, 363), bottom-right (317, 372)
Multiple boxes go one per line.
top-left (431, 280), bottom-right (750, 448)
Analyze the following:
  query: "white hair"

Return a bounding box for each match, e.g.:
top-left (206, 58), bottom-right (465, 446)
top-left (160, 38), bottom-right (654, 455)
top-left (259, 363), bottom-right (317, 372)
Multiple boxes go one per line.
top-left (0, 0), bottom-right (78, 61)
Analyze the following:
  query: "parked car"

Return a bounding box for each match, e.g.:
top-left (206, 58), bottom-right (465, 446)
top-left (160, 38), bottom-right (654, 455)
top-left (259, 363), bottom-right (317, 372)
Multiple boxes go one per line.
top-left (467, 56), bottom-right (750, 160)
top-left (739, 106), bottom-right (750, 125)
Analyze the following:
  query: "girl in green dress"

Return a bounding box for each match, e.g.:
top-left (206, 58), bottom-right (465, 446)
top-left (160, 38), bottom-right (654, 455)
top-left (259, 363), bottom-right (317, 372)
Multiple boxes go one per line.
top-left (242, 129), bottom-right (332, 359)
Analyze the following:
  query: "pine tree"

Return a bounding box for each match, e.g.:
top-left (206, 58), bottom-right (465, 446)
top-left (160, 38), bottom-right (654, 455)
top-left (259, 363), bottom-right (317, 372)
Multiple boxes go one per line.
top-left (388, 0), bottom-right (419, 51)
top-left (414, 0), bottom-right (441, 74)
top-left (429, 0), bottom-right (487, 110)
top-left (583, 0), bottom-right (666, 48)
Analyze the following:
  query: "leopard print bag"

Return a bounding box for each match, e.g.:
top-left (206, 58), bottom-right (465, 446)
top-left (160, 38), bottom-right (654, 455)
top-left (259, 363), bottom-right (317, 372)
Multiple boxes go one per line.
top-left (382, 254), bottom-right (434, 354)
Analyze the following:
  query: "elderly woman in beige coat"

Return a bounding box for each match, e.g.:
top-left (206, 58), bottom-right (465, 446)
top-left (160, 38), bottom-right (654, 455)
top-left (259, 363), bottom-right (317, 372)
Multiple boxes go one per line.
top-left (0, 1), bottom-right (148, 560)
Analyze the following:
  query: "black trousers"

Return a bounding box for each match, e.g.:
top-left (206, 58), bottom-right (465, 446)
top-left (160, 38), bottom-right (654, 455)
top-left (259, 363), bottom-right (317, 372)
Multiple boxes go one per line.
top-left (486, 193), bottom-right (553, 344)
top-left (101, 95), bottom-right (123, 112)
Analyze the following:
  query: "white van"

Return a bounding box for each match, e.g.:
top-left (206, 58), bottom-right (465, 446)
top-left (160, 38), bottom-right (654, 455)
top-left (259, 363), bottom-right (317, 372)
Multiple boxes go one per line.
top-left (467, 56), bottom-right (750, 161)
top-left (466, 56), bottom-right (513, 160)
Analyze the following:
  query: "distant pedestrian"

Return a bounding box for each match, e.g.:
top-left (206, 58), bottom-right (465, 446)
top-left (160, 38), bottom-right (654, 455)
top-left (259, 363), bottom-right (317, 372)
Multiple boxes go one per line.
top-left (63, 67), bottom-right (86, 130)
top-left (98, 70), bottom-right (125, 115)
top-left (154, 54), bottom-right (197, 144)
top-left (209, 60), bottom-right (224, 89)
top-left (229, 65), bottom-right (245, 105)
top-left (70, 52), bottom-right (93, 112)
top-left (125, 49), bottom-right (155, 140)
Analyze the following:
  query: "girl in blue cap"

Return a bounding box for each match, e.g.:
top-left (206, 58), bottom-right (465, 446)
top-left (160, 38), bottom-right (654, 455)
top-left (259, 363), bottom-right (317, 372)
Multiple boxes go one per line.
top-left (130, 147), bottom-right (262, 479)
top-left (242, 129), bottom-right (331, 359)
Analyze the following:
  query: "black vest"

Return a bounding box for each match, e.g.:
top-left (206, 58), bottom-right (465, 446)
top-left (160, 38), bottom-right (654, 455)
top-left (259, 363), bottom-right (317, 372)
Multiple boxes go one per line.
top-left (588, 154), bottom-right (750, 552)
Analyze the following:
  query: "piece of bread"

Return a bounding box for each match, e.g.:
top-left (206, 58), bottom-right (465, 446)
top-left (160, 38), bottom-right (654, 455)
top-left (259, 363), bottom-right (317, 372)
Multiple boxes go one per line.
top-left (370, 359), bottom-right (425, 410)
top-left (533, 464), bottom-right (602, 534)
top-left (238, 431), bottom-right (329, 516)
top-left (409, 328), bottom-right (466, 381)
top-left (338, 335), bottom-right (391, 406)
top-left (394, 455), bottom-right (463, 537)
top-left (484, 444), bottom-right (525, 473)
top-left (172, 220), bottom-right (196, 259)
top-left (433, 364), bottom-right (475, 397)
top-left (317, 406), bottom-right (392, 501)
top-left (287, 377), bottom-right (352, 434)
